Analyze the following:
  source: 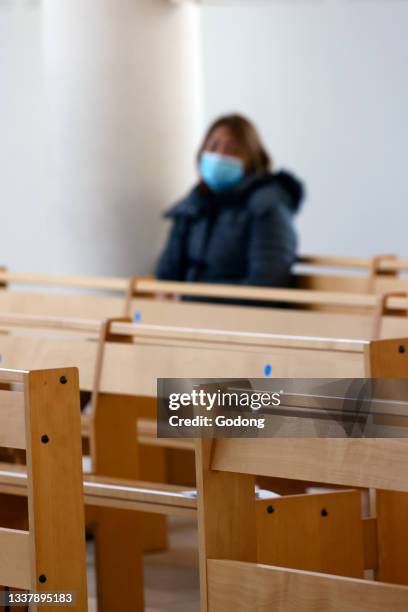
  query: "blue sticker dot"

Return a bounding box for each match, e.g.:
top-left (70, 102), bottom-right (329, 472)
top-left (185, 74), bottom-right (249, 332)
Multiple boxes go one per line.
top-left (133, 311), bottom-right (142, 322)
top-left (264, 364), bottom-right (272, 377)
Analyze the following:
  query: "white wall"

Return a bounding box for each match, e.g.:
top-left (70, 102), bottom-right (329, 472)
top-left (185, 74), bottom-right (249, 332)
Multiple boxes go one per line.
top-left (201, 0), bottom-right (408, 257)
top-left (0, 0), bottom-right (202, 275)
top-left (0, 0), bottom-right (49, 269)
top-left (2, 0), bottom-right (407, 273)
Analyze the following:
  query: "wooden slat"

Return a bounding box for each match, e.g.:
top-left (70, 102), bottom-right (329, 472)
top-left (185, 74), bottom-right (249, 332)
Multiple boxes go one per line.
top-left (0, 312), bottom-right (99, 334)
top-left (0, 271), bottom-right (128, 292)
top-left (0, 390), bottom-right (25, 449)
top-left (207, 559), bottom-right (408, 611)
top-left (256, 490), bottom-right (365, 578)
top-left (0, 310), bottom-right (367, 350)
top-left (298, 255), bottom-right (376, 269)
top-left (298, 254), bottom-right (408, 272)
top-left (0, 290), bottom-right (125, 319)
top-left (211, 438), bottom-right (408, 492)
top-left (110, 321), bottom-right (368, 350)
top-left (0, 369), bottom-right (26, 384)
top-left (0, 465), bottom-right (197, 516)
top-left (0, 528), bottom-right (31, 589)
top-left (129, 297), bottom-right (408, 340)
top-left (134, 279), bottom-right (408, 310)
top-left (84, 476), bottom-right (196, 516)
top-left (0, 312), bottom-right (369, 350)
top-left (99, 341), bottom-right (364, 397)
top-left (0, 335), bottom-right (97, 391)
top-left (292, 254), bottom-right (408, 273)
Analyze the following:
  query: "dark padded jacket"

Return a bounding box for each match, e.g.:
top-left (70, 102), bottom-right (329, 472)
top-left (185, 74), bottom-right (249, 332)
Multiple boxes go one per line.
top-left (156, 171), bottom-right (304, 287)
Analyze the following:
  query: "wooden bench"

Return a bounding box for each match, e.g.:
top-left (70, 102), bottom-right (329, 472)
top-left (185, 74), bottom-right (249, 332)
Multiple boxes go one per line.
top-left (0, 317), bottom-right (407, 608)
top-left (1, 313), bottom-right (406, 471)
top-left (0, 315), bottom-right (370, 611)
top-left (0, 367), bottom-right (87, 611)
top-left (0, 365), bottom-right (195, 612)
top-left (2, 259), bottom-right (408, 329)
top-left (195, 338), bottom-right (408, 611)
top-left (0, 312), bottom-right (404, 489)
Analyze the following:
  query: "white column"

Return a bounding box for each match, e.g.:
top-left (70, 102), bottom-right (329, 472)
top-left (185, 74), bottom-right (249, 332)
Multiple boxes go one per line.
top-left (41, 0), bottom-right (201, 275)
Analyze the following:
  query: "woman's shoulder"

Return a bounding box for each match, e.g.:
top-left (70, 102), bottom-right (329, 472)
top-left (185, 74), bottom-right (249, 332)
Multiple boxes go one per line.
top-left (247, 170), bottom-right (305, 217)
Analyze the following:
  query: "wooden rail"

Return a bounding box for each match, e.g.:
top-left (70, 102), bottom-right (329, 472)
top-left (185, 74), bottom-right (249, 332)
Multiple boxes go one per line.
top-left (0, 464), bottom-right (196, 517)
top-left (133, 280), bottom-right (408, 309)
top-left (298, 254), bottom-right (408, 272)
top-left (0, 312), bottom-right (368, 352)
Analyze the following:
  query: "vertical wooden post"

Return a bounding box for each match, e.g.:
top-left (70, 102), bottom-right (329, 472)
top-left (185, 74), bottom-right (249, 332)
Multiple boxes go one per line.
top-left (366, 337), bottom-right (408, 585)
top-left (89, 319), bottom-right (167, 610)
top-left (93, 507), bottom-right (144, 612)
top-left (371, 292), bottom-right (408, 340)
top-left (25, 368), bottom-right (88, 611)
top-left (195, 440), bottom-right (257, 612)
top-left (124, 277), bottom-right (139, 318)
top-left (369, 255), bottom-right (398, 293)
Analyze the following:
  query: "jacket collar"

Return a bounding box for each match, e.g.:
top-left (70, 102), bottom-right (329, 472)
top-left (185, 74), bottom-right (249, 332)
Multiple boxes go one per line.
top-left (163, 170), bottom-right (304, 218)
top-left (164, 173), bottom-right (273, 219)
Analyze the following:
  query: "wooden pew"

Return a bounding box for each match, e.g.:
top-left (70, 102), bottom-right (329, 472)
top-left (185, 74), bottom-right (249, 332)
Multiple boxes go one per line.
top-left (1, 313), bottom-right (406, 462)
top-left (195, 351), bottom-right (408, 612)
top-left (0, 316), bottom-right (406, 609)
top-left (0, 367), bottom-right (87, 612)
top-left (0, 315), bottom-right (371, 611)
top-left (0, 365), bottom-right (195, 612)
top-left (0, 311), bottom-right (401, 487)
top-left (0, 258), bottom-right (408, 333)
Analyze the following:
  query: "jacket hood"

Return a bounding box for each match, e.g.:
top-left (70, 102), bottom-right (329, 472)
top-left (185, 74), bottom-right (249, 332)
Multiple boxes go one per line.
top-left (271, 170), bottom-right (304, 213)
top-left (165, 169), bottom-right (305, 218)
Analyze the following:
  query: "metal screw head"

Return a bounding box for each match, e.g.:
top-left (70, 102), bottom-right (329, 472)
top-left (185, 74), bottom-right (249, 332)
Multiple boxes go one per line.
top-left (59, 375), bottom-right (68, 384)
top-left (266, 505), bottom-right (274, 514)
top-left (398, 345), bottom-right (406, 354)
top-left (38, 574), bottom-right (47, 584)
top-left (41, 435), bottom-right (49, 444)
top-left (321, 508), bottom-right (329, 517)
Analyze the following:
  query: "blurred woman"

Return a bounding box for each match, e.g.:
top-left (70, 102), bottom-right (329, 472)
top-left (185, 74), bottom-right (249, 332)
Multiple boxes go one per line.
top-left (156, 114), bottom-right (304, 287)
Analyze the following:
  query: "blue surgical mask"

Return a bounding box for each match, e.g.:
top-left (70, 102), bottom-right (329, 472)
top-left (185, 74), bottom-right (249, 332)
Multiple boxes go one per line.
top-left (199, 152), bottom-right (244, 192)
